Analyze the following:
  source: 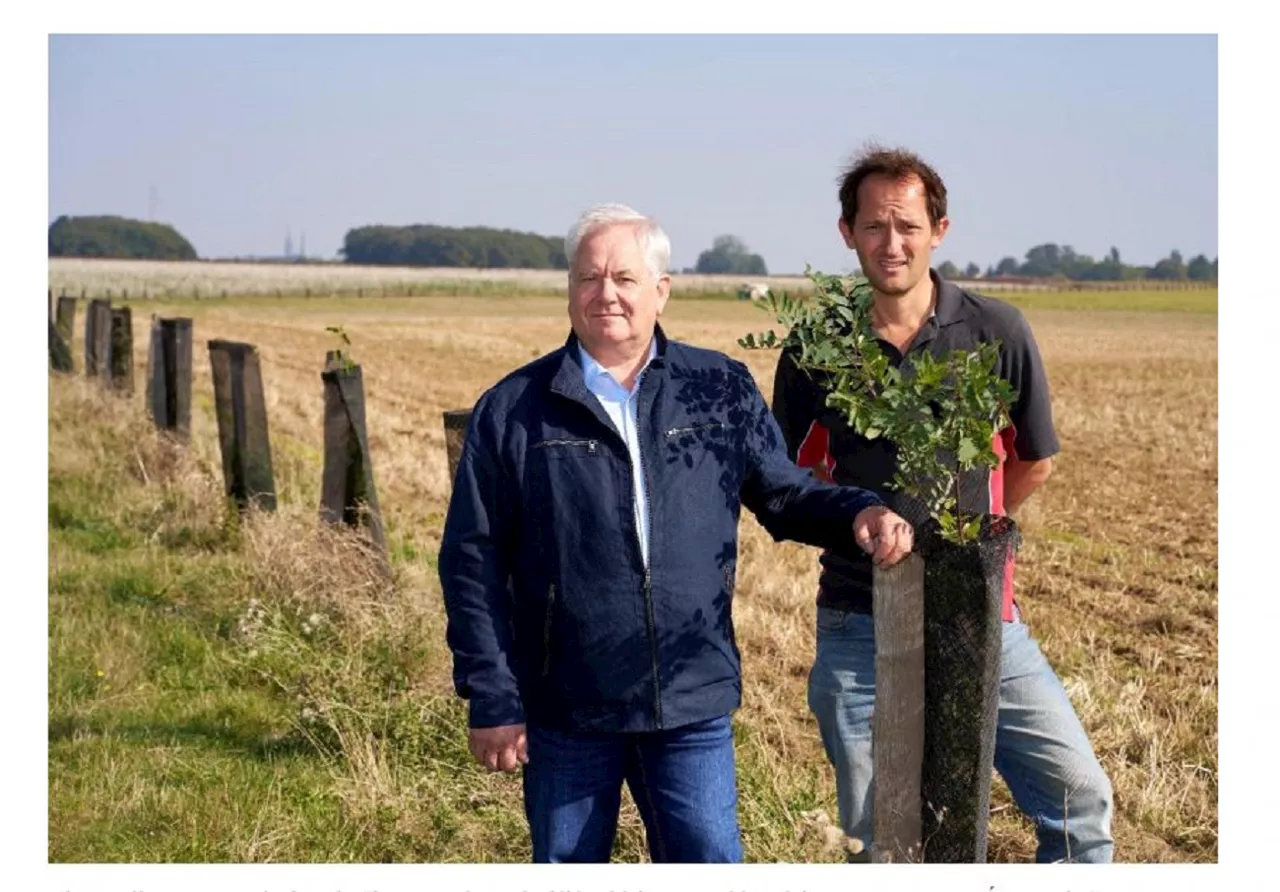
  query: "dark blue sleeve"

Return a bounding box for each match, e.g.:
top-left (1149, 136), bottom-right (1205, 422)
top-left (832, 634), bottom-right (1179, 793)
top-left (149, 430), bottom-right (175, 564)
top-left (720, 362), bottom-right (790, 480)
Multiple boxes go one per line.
top-left (736, 363), bottom-right (883, 550)
top-left (438, 400), bottom-right (525, 729)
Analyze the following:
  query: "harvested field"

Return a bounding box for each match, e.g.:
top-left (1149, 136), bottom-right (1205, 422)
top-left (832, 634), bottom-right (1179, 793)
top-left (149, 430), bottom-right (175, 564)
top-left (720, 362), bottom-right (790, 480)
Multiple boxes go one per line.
top-left (47, 288), bottom-right (1216, 862)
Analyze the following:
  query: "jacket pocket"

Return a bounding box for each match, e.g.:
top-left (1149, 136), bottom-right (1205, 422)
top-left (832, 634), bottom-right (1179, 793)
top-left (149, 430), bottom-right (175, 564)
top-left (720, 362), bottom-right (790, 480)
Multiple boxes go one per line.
top-left (531, 437), bottom-right (600, 455)
top-left (664, 420), bottom-right (725, 439)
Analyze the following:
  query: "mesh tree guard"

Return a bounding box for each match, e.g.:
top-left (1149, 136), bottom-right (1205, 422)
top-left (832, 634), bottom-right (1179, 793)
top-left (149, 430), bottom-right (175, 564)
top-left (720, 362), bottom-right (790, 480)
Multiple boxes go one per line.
top-left (916, 515), bottom-right (1020, 862)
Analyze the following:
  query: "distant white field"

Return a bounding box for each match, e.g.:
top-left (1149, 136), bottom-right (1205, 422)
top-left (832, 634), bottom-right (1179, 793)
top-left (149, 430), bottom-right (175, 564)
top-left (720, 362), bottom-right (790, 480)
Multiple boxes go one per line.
top-left (47, 257), bottom-right (820, 298)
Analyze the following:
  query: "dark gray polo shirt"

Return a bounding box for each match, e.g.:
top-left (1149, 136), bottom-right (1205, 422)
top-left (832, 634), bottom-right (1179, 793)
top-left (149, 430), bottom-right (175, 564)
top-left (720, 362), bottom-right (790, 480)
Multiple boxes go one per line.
top-left (770, 270), bottom-right (1059, 619)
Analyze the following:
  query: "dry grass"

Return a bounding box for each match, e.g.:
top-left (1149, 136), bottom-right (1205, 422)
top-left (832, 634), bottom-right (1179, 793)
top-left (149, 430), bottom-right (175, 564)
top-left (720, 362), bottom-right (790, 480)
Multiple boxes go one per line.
top-left (48, 290), bottom-right (1216, 862)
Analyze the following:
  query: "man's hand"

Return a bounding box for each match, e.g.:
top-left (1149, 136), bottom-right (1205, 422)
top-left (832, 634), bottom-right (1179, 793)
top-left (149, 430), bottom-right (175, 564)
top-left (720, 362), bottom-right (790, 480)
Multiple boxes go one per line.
top-left (853, 506), bottom-right (914, 569)
top-left (469, 723), bottom-right (528, 773)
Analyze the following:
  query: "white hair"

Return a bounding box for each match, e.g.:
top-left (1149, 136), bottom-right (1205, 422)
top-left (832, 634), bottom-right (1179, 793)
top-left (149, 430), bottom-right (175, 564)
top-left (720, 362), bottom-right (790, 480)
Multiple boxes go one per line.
top-left (565, 203), bottom-right (671, 280)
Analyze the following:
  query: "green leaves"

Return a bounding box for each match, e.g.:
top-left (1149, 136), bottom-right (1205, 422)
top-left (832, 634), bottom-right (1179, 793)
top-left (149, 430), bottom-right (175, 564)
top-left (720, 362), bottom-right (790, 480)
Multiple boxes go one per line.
top-left (325, 325), bottom-right (357, 373)
top-left (741, 268), bottom-right (1021, 545)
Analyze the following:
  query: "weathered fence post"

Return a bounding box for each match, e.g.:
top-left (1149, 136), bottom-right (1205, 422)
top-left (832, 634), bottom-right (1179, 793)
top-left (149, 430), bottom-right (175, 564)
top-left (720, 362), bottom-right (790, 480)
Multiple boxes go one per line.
top-left (49, 319), bottom-right (74, 372)
top-left (56, 296), bottom-right (76, 345)
top-left (870, 553), bottom-right (926, 863)
top-left (319, 351), bottom-right (388, 560)
top-left (108, 306), bottom-right (134, 395)
top-left (208, 340), bottom-right (276, 512)
top-left (443, 409), bottom-right (472, 485)
top-left (146, 317), bottom-right (193, 439)
top-left (85, 299), bottom-right (112, 378)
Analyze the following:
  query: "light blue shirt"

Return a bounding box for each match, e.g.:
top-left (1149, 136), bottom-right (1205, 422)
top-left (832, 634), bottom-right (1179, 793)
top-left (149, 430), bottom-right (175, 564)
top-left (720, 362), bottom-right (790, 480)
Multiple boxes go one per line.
top-left (579, 339), bottom-right (658, 568)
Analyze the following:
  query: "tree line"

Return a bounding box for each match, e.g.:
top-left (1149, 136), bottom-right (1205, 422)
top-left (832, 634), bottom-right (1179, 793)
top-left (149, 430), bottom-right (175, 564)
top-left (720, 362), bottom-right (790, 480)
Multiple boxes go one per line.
top-left (47, 217), bottom-right (1217, 283)
top-left (49, 216), bottom-right (197, 261)
top-left (937, 244), bottom-right (1217, 282)
top-left (339, 225), bottom-right (567, 269)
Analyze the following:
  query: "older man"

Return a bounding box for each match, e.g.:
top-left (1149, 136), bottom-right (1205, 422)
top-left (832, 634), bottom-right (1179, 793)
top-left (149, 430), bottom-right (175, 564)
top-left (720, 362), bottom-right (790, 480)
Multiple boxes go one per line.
top-left (439, 203), bottom-right (914, 863)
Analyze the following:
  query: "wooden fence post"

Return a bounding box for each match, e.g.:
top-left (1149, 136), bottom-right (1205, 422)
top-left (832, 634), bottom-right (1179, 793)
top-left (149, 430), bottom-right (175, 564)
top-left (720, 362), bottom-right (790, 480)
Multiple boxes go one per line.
top-left (108, 306), bottom-right (134, 395)
top-left (56, 296), bottom-right (76, 345)
top-left (85, 299), bottom-right (112, 378)
top-left (871, 554), bottom-right (926, 863)
top-left (146, 317), bottom-right (193, 440)
top-left (49, 319), bottom-right (74, 372)
top-left (208, 340), bottom-right (276, 512)
top-left (319, 352), bottom-right (388, 560)
top-left (443, 409), bottom-right (472, 485)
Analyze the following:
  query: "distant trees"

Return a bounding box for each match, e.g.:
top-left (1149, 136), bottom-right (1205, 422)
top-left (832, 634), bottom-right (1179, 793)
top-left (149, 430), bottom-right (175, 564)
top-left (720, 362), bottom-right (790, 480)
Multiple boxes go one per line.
top-left (340, 225), bottom-right (567, 269)
top-left (973, 243), bottom-right (1216, 283)
top-left (695, 235), bottom-right (768, 276)
top-left (993, 256), bottom-right (1020, 277)
top-left (49, 215), bottom-right (197, 260)
top-left (1186, 254), bottom-right (1215, 281)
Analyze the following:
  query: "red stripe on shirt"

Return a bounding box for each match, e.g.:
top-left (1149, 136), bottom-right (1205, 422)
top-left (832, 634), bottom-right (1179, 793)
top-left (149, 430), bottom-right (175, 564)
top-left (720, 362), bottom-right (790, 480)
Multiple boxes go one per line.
top-left (796, 421), bottom-right (835, 483)
top-left (992, 426), bottom-right (1018, 622)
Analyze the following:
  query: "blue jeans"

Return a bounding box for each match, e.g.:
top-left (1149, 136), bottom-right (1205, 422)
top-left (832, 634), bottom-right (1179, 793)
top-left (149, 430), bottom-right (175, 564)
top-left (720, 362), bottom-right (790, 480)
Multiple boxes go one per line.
top-left (808, 606), bottom-right (1114, 863)
top-left (522, 715), bottom-right (743, 863)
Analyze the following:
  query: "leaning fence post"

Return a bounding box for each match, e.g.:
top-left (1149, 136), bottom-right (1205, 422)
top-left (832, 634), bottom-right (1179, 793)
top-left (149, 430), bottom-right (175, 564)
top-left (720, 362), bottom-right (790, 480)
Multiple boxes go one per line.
top-left (85, 299), bottom-right (112, 378)
top-left (208, 340), bottom-right (276, 512)
top-left (319, 351), bottom-right (388, 560)
top-left (871, 554), bottom-right (926, 863)
top-left (49, 319), bottom-right (74, 372)
top-left (146, 317), bottom-right (193, 440)
top-left (443, 409), bottom-right (472, 485)
top-left (108, 306), bottom-right (134, 395)
top-left (56, 296), bottom-right (76, 345)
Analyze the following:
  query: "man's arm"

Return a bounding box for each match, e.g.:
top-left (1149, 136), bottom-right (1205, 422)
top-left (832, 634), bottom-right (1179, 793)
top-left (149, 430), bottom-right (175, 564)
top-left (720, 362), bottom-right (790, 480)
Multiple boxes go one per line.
top-left (438, 404), bottom-right (526, 770)
top-left (1004, 454), bottom-right (1053, 515)
top-left (998, 308), bottom-right (1060, 514)
top-left (738, 363), bottom-right (912, 566)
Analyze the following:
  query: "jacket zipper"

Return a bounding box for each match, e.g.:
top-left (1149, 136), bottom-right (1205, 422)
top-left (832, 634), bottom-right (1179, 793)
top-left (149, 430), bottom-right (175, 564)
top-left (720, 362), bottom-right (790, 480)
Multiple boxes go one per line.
top-left (664, 420), bottom-right (724, 438)
top-left (636, 383), bottom-right (664, 730)
top-left (531, 438), bottom-right (598, 452)
top-left (541, 583), bottom-right (556, 676)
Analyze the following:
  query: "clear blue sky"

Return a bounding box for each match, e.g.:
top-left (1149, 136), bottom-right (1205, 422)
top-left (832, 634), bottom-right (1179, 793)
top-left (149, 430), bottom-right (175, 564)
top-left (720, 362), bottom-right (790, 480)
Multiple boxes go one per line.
top-left (49, 34), bottom-right (1216, 274)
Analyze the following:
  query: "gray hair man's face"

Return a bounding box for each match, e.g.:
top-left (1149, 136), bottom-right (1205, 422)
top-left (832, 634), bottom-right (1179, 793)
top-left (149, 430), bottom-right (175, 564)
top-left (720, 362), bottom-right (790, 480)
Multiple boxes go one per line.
top-left (568, 223), bottom-right (670, 362)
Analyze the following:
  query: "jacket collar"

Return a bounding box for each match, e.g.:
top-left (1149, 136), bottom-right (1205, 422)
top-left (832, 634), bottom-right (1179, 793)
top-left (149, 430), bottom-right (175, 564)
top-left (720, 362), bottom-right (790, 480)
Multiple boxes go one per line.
top-left (551, 323), bottom-right (670, 400)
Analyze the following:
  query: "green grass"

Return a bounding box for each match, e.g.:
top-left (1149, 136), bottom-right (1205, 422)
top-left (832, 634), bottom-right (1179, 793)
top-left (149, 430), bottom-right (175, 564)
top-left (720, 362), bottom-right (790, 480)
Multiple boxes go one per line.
top-left (47, 389), bottom-right (531, 862)
top-left (47, 381), bottom-right (852, 863)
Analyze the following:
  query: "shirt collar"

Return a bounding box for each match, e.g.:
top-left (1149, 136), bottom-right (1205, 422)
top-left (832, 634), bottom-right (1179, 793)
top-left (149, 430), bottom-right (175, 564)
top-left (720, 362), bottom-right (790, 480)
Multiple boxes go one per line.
top-left (932, 268), bottom-right (964, 326)
top-left (579, 338), bottom-right (658, 392)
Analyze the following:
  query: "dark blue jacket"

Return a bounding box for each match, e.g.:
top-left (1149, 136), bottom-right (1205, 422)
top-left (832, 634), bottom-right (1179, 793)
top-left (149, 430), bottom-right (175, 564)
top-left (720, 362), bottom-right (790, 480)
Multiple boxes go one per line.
top-left (439, 326), bottom-right (883, 733)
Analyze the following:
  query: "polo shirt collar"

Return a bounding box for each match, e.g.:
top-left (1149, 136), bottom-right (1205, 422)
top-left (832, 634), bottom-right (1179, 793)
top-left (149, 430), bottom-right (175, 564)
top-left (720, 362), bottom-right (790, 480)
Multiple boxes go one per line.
top-left (932, 268), bottom-right (966, 327)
